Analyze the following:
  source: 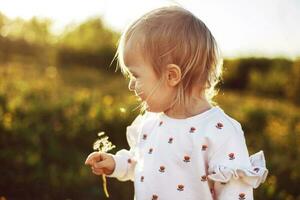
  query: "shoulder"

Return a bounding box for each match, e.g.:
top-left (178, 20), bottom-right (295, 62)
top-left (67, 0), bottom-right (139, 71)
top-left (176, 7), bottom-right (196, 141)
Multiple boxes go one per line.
top-left (198, 107), bottom-right (246, 153)
top-left (129, 111), bottom-right (158, 127)
top-left (212, 107), bottom-right (243, 136)
top-left (126, 111), bottom-right (159, 147)
top-left (199, 106), bottom-right (244, 136)
top-left (209, 108), bottom-right (244, 140)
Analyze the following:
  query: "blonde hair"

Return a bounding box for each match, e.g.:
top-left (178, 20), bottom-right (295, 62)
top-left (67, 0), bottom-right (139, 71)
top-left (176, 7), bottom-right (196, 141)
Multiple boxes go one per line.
top-left (111, 5), bottom-right (223, 114)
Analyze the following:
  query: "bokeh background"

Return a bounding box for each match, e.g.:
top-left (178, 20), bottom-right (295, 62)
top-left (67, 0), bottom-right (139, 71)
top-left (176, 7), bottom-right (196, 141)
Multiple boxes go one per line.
top-left (0, 0), bottom-right (300, 199)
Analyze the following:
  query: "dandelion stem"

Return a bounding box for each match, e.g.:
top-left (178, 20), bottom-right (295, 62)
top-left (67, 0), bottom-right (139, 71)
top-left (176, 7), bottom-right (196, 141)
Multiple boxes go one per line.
top-left (92, 131), bottom-right (116, 198)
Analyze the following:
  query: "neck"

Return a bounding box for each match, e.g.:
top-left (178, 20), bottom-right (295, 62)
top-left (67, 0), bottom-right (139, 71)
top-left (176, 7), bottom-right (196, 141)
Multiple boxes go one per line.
top-left (163, 95), bottom-right (213, 119)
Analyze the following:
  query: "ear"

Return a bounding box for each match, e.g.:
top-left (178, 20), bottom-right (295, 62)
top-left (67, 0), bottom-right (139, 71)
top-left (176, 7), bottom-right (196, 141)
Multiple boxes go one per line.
top-left (165, 64), bottom-right (182, 87)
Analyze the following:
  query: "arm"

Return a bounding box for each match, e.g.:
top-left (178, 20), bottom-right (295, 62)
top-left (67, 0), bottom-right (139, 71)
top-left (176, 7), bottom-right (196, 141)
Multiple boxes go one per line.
top-left (207, 123), bottom-right (268, 200)
top-left (106, 113), bottom-right (146, 182)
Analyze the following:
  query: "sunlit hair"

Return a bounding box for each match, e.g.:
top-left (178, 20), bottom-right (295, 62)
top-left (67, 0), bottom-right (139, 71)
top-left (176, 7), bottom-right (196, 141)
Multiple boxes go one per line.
top-left (111, 5), bottom-right (223, 114)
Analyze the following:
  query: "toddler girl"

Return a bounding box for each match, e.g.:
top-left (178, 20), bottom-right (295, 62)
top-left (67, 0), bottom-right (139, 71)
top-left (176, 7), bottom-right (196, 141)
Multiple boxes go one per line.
top-left (85, 5), bottom-right (268, 200)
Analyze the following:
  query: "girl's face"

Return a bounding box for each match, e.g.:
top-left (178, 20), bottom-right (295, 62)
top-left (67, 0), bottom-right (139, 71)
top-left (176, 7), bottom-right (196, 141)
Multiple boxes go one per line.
top-left (126, 52), bottom-right (175, 113)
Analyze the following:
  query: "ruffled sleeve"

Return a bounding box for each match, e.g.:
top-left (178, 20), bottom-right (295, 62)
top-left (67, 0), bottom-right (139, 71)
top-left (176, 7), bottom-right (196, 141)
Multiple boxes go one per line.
top-left (207, 123), bottom-right (268, 200)
top-left (106, 112), bottom-right (146, 181)
top-left (208, 151), bottom-right (268, 187)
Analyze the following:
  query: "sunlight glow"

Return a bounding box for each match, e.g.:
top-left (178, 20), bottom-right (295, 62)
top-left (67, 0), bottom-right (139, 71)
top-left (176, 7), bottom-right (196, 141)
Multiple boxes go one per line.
top-left (0, 0), bottom-right (299, 58)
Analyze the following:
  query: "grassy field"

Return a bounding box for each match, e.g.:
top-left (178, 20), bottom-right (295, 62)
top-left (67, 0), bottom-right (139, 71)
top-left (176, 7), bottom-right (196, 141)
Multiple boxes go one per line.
top-left (0, 63), bottom-right (299, 200)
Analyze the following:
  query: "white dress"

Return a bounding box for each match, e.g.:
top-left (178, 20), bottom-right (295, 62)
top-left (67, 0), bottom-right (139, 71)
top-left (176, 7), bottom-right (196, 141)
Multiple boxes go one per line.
top-left (107, 106), bottom-right (268, 200)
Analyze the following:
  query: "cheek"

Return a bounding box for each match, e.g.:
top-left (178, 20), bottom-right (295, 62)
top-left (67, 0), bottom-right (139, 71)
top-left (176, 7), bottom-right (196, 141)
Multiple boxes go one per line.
top-left (156, 89), bottom-right (175, 106)
top-left (146, 88), bottom-right (172, 111)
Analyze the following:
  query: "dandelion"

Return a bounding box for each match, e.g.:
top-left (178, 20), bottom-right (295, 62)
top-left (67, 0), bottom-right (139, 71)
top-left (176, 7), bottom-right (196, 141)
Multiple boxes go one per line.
top-left (93, 131), bottom-right (116, 198)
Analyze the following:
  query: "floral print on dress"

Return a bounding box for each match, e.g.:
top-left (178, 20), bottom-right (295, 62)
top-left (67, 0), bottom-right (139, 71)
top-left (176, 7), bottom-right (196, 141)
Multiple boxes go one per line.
top-left (239, 193), bottom-right (246, 200)
top-left (148, 148), bottom-right (153, 154)
top-left (177, 184), bottom-right (184, 191)
top-left (201, 175), bottom-right (207, 182)
top-left (159, 166), bottom-right (165, 173)
top-left (183, 156), bottom-right (191, 162)
top-left (189, 127), bottom-right (196, 133)
top-left (152, 194), bottom-right (158, 200)
top-left (229, 152), bottom-right (235, 160)
top-left (159, 121), bottom-right (163, 126)
top-left (202, 144), bottom-right (208, 151)
top-left (107, 109), bottom-right (268, 200)
top-left (143, 134), bottom-right (147, 140)
top-left (216, 122), bottom-right (224, 129)
top-left (254, 167), bottom-right (260, 173)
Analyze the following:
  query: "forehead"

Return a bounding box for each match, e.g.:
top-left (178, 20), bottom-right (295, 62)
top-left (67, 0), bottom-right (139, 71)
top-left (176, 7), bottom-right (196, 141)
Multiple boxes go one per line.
top-left (123, 42), bottom-right (148, 73)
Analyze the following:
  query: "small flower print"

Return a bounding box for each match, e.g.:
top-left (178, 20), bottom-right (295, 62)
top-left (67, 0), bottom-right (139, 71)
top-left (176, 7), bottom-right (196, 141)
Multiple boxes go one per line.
top-left (140, 176), bottom-right (144, 182)
top-left (148, 148), bottom-right (153, 154)
top-left (228, 153), bottom-right (235, 160)
top-left (152, 194), bottom-right (158, 200)
top-left (183, 156), bottom-right (190, 162)
top-left (201, 144), bottom-right (208, 151)
top-left (254, 167), bottom-right (260, 173)
top-left (177, 184), bottom-right (184, 191)
top-left (239, 193), bottom-right (246, 200)
top-left (189, 127), bottom-right (196, 133)
top-left (168, 137), bottom-right (173, 144)
top-left (216, 122), bottom-right (223, 129)
top-left (127, 158), bottom-right (132, 163)
top-left (159, 166), bottom-right (165, 173)
top-left (159, 121), bottom-right (163, 126)
top-left (201, 175), bottom-right (207, 181)
top-left (143, 134), bottom-right (147, 140)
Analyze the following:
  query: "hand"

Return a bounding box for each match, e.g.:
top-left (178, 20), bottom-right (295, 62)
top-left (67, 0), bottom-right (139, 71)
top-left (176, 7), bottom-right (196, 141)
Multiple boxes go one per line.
top-left (85, 152), bottom-right (116, 176)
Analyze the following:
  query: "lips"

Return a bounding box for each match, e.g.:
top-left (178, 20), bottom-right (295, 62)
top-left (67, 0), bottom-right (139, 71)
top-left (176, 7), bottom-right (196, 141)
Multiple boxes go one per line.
top-left (134, 90), bottom-right (143, 99)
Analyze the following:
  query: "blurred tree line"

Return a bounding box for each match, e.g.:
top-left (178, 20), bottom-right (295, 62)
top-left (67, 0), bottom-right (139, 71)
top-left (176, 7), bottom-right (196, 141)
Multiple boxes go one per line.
top-left (0, 12), bottom-right (300, 200)
top-left (0, 12), bottom-right (299, 105)
top-left (0, 12), bottom-right (119, 70)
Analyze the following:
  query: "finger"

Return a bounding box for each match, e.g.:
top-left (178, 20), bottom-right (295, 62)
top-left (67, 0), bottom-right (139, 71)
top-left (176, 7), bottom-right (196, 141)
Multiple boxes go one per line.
top-left (85, 152), bottom-right (99, 163)
top-left (85, 152), bottom-right (101, 165)
top-left (92, 167), bottom-right (104, 175)
top-left (93, 159), bottom-right (109, 169)
top-left (91, 166), bottom-right (101, 175)
top-left (85, 152), bottom-right (96, 165)
top-left (85, 158), bottom-right (93, 166)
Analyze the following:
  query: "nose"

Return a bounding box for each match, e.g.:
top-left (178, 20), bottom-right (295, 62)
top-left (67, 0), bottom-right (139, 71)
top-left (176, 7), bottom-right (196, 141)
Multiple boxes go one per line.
top-left (128, 79), bottom-right (135, 91)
